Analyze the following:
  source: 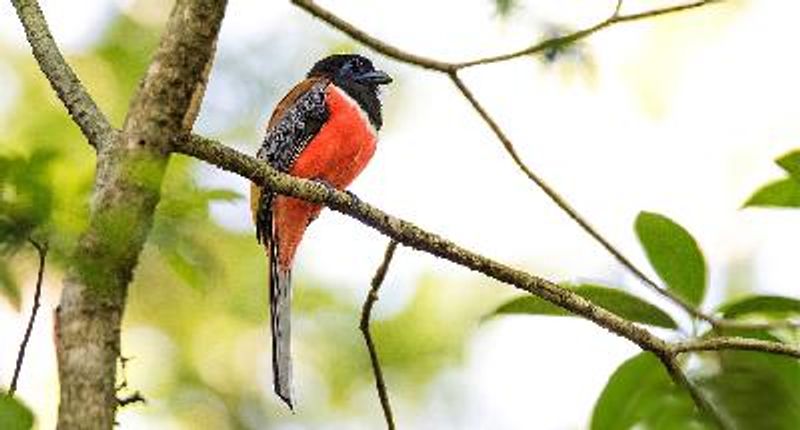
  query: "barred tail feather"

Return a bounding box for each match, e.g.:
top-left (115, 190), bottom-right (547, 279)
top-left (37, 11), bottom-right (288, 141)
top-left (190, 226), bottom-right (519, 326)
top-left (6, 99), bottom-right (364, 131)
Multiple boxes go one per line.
top-left (270, 257), bottom-right (294, 410)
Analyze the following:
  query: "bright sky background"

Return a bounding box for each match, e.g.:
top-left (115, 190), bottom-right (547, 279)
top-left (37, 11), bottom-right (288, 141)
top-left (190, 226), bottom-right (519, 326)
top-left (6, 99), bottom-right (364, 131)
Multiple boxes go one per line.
top-left (2, 0), bottom-right (800, 428)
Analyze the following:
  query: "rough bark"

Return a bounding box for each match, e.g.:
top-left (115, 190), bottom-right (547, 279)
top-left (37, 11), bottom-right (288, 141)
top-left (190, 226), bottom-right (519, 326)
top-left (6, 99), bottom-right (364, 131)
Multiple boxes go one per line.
top-left (54, 1), bottom-right (227, 428)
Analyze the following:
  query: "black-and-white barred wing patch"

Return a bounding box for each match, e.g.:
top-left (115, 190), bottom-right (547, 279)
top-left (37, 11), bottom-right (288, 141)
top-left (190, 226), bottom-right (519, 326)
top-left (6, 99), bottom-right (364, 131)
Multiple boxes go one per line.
top-left (257, 81), bottom-right (329, 172)
top-left (254, 80), bottom-right (329, 245)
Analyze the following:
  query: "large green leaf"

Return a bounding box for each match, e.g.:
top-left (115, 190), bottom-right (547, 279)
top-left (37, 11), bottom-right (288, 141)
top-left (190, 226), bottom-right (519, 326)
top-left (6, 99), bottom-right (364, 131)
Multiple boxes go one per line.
top-left (716, 295), bottom-right (800, 319)
top-left (635, 212), bottom-right (707, 307)
top-left (0, 395), bottom-right (34, 430)
top-left (777, 150), bottom-right (800, 179)
top-left (744, 178), bottom-right (800, 208)
top-left (591, 353), bottom-right (711, 430)
top-left (490, 284), bottom-right (678, 329)
top-left (697, 351), bottom-right (800, 430)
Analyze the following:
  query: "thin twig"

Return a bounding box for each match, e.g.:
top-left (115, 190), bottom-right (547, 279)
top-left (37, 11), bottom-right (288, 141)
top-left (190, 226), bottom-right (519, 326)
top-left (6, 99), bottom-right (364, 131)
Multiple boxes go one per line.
top-left (673, 337), bottom-right (800, 358)
top-left (454, 0), bottom-right (720, 68)
top-left (448, 71), bottom-right (710, 324)
top-left (9, 239), bottom-right (48, 397)
top-left (10, 0), bottom-right (115, 149)
top-left (360, 240), bottom-right (400, 430)
top-left (659, 354), bottom-right (729, 429)
top-left (292, 0), bottom-right (720, 71)
top-left (117, 391), bottom-right (146, 408)
top-left (613, 0), bottom-right (625, 17)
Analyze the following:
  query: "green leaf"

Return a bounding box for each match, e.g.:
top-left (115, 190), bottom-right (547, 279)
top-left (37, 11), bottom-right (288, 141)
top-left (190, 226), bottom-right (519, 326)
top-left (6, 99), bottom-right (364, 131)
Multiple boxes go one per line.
top-left (697, 351), bottom-right (800, 430)
top-left (490, 284), bottom-right (678, 329)
top-left (591, 353), bottom-right (711, 430)
top-left (744, 178), bottom-right (800, 208)
top-left (635, 212), bottom-right (707, 307)
top-left (716, 295), bottom-right (800, 319)
top-left (0, 395), bottom-right (34, 430)
top-left (777, 150), bottom-right (800, 179)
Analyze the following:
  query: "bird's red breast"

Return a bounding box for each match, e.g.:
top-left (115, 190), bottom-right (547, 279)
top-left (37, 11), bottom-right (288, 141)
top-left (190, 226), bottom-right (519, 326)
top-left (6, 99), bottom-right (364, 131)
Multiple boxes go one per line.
top-left (272, 84), bottom-right (377, 268)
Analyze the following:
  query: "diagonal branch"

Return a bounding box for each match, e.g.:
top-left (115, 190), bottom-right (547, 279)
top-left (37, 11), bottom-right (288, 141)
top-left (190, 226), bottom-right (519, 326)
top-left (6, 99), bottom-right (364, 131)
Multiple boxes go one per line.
top-left (177, 134), bottom-right (799, 425)
top-left (659, 354), bottom-right (728, 429)
top-left (176, 134), bottom-right (800, 364)
top-left (361, 240), bottom-right (399, 430)
top-left (10, 0), bottom-right (115, 149)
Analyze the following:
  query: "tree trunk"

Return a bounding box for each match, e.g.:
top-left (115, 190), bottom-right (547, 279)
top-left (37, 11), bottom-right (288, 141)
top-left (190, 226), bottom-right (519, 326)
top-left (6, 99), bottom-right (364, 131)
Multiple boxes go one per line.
top-left (55, 1), bottom-right (227, 428)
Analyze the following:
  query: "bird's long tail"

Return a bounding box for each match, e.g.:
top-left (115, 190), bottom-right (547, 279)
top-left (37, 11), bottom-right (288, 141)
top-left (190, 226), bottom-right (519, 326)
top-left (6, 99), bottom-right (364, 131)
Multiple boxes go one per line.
top-left (270, 258), bottom-right (294, 410)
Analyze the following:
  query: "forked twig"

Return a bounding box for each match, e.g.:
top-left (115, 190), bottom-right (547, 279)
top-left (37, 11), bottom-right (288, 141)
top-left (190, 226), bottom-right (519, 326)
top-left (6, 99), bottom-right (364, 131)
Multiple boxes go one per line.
top-left (360, 240), bottom-right (400, 429)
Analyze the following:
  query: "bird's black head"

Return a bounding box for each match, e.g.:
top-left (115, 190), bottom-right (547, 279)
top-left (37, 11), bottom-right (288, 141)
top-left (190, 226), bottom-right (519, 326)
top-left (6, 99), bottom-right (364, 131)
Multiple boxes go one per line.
top-left (308, 54), bottom-right (392, 129)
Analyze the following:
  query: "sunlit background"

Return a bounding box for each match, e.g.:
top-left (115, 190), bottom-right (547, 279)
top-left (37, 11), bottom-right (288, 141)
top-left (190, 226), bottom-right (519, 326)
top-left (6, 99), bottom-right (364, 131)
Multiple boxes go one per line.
top-left (1, 0), bottom-right (799, 428)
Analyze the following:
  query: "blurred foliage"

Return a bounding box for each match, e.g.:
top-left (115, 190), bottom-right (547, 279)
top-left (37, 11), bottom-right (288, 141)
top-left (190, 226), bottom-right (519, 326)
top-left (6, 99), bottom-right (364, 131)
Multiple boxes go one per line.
top-left (492, 0), bottom-right (519, 18)
top-left (0, 395), bottom-right (34, 430)
top-left (635, 211), bottom-right (707, 307)
top-left (489, 283), bottom-right (677, 329)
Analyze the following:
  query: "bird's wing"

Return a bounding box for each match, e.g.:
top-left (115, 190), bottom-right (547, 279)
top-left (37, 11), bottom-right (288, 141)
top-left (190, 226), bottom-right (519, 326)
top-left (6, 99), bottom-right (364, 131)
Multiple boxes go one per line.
top-left (252, 77), bottom-right (329, 243)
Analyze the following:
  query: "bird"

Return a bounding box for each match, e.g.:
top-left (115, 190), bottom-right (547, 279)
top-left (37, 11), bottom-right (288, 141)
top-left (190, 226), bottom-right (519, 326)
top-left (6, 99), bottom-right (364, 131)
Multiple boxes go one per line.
top-left (250, 54), bottom-right (392, 409)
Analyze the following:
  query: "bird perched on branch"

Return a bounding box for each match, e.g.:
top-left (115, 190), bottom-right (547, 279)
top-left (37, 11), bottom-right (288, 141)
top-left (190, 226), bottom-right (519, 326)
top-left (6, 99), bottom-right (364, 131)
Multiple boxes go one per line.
top-left (250, 54), bottom-right (392, 409)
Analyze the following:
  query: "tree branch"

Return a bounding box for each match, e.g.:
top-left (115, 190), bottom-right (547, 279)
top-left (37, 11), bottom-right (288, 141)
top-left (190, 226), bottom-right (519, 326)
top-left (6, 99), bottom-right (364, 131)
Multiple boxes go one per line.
top-left (178, 134), bottom-right (799, 426)
top-left (454, 0), bottom-right (721, 68)
top-left (673, 337), bottom-right (800, 358)
top-left (291, 0), bottom-right (720, 71)
top-left (291, 0), bottom-right (725, 326)
top-left (10, 0), bottom-right (115, 150)
top-left (176, 134), bottom-right (800, 366)
top-left (361, 240), bottom-right (399, 430)
top-left (9, 239), bottom-right (47, 397)
top-left (658, 354), bottom-right (728, 429)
